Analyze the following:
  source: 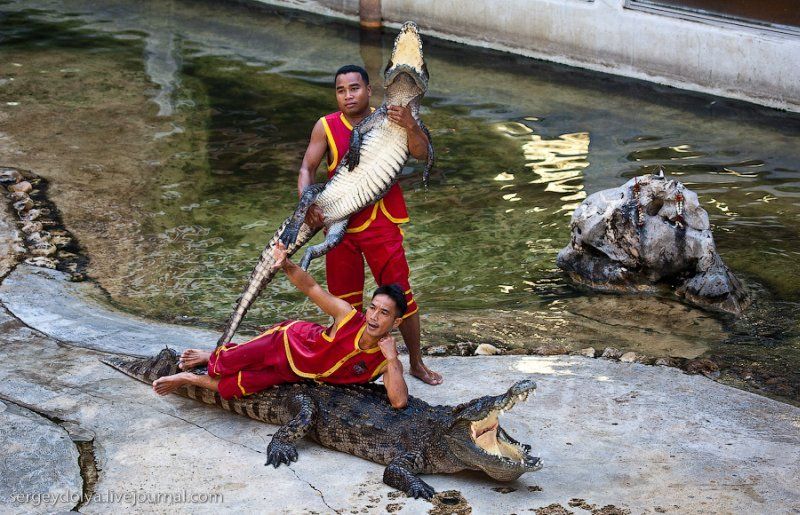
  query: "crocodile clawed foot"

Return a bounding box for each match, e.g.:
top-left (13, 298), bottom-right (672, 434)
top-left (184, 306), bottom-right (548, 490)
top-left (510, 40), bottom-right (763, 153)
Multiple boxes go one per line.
top-left (406, 479), bottom-right (435, 500)
top-left (346, 151), bottom-right (360, 171)
top-left (265, 440), bottom-right (298, 468)
top-left (299, 251), bottom-right (313, 271)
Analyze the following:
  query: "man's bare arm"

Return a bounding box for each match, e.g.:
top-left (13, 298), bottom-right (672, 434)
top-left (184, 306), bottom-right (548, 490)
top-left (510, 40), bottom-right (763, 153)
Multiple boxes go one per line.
top-left (378, 335), bottom-right (409, 409)
top-left (387, 105), bottom-right (429, 161)
top-left (273, 242), bottom-right (353, 322)
top-left (298, 119), bottom-right (328, 228)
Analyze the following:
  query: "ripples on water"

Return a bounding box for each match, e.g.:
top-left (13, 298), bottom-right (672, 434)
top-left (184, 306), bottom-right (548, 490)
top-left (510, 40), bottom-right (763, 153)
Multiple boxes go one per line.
top-left (1, 0), bottom-right (799, 400)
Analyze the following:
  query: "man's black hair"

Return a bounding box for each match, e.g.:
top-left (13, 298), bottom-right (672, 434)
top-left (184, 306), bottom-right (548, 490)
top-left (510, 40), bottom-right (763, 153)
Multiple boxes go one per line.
top-left (335, 64), bottom-right (369, 86)
top-left (372, 283), bottom-right (407, 318)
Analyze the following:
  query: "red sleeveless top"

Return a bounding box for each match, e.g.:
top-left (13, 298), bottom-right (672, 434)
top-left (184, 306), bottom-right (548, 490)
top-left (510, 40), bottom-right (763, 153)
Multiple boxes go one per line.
top-left (281, 310), bottom-right (388, 383)
top-left (320, 111), bottom-right (409, 232)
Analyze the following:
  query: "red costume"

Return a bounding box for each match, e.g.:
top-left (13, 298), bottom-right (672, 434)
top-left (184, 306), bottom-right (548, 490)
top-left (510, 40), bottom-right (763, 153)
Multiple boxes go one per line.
top-left (320, 111), bottom-right (418, 318)
top-left (207, 310), bottom-right (387, 399)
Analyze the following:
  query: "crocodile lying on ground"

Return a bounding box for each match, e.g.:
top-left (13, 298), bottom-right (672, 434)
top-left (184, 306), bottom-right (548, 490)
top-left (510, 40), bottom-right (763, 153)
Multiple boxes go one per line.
top-left (103, 349), bottom-right (542, 500)
top-left (217, 21), bottom-right (435, 347)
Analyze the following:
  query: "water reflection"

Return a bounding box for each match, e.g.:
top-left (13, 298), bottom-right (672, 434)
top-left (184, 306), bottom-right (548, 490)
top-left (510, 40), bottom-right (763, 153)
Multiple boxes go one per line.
top-left (496, 122), bottom-right (589, 213)
top-left (2, 0), bottom-right (800, 401)
top-left (628, 145), bottom-right (706, 161)
top-left (523, 132), bottom-right (589, 209)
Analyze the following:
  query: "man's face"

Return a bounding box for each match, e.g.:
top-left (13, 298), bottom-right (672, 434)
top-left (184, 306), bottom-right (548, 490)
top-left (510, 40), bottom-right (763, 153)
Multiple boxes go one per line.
top-left (365, 294), bottom-right (401, 339)
top-left (335, 72), bottom-right (371, 117)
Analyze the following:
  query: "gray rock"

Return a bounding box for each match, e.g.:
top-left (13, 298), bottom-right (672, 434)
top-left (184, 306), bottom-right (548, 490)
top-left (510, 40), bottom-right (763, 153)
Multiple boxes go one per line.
top-left (504, 348), bottom-right (529, 355)
top-left (20, 221), bottom-right (43, 234)
top-left (30, 242), bottom-right (57, 257)
top-left (557, 173), bottom-right (749, 315)
top-left (619, 352), bottom-right (638, 363)
top-left (654, 357), bottom-right (679, 367)
top-left (7, 180), bottom-right (32, 193)
top-left (0, 199), bottom-right (22, 278)
top-left (0, 168), bottom-right (23, 184)
top-left (602, 347), bottom-right (623, 359)
top-left (686, 358), bottom-right (721, 379)
top-left (26, 231), bottom-right (51, 246)
top-left (20, 208), bottom-right (41, 221)
top-left (25, 256), bottom-right (57, 269)
top-left (455, 342), bottom-right (477, 356)
top-left (10, 191), bottom-right (29, 202)
top-left (532, 344), bottom-right (569, 356)
top-left (578, 347), bottom-right (596, 358)
top-left (474, 343), bottom-right (500, 355)
top-left (50, 233), bottom-right (72, 247)
top-left (13, 197), bottom-right (33, 213)
top-left (425, 345), bottom-right (449, 356)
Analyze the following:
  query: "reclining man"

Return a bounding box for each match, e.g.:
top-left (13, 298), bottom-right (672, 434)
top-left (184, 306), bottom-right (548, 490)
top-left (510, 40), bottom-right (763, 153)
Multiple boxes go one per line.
top-left (152, 241), bottom-right (409, 409)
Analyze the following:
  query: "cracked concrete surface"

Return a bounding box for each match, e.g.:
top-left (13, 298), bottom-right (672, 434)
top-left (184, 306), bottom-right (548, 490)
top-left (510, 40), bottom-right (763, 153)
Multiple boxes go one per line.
top-left (0, 397), bottom-right (82, 512)
top-left (0, 265), bottom-right (214, 357)
top-left (0, 305), bottom-right (342, 513)
top-left (0, 197), bottom-right (22, 280)
top-left (1, 205), bottom-right (800, 513)
top-left (1, 264), bottom-right (799, 513)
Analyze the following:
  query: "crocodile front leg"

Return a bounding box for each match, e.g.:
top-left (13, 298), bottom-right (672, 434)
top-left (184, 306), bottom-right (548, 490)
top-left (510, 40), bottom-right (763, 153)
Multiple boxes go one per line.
top-left (265, 393), bottom-right (318, 467)
top-left (383, 452), bottom-right (435, 500)
top-left (298, 219), bottom-right (348, 270)
top-left (345, 107), bottom-right (386, 171)
top-left (280, 183), bottom-right (324, 247)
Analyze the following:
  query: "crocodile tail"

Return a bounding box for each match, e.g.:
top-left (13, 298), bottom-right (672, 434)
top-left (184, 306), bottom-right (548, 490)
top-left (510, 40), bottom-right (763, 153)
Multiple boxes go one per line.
top-left (102, 350), bottom-right (240, 415)
top-left (183, 383), bottom-right (233, 412)
top-left (101, 347), bottom-right (180, 384)
top-left (216, 218), bottom-right (318, 347)
top-left (182, 383), bottom-right (277, 423)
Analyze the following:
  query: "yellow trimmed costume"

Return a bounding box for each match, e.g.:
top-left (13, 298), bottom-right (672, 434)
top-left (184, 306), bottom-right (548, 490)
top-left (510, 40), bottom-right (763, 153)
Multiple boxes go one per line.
top-left (321, 110), bottom-right (418, 318)
top-left (207, 310), bottom-right (387, 399)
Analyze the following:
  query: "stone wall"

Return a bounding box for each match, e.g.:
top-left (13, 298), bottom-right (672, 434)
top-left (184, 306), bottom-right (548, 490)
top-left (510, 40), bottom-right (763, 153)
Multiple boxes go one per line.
top-left (249, 0), bottom-right (800, 112)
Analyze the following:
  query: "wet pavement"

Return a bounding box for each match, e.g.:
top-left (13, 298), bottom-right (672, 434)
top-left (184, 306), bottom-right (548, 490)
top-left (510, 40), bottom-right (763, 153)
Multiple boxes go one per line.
top-left (0, 250), bottom-right (799, 513)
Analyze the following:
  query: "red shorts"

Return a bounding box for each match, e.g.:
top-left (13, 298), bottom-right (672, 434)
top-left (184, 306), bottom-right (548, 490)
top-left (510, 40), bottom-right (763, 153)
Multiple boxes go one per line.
top-left (207, 324), bottom-right (301, 399)
top-left (325, 212), bottom-right (417, 318)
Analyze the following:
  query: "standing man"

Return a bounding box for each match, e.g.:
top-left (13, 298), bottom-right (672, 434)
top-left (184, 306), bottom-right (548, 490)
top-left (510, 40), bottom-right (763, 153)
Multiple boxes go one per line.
top-left (297, 64), bottom-right (442, 386)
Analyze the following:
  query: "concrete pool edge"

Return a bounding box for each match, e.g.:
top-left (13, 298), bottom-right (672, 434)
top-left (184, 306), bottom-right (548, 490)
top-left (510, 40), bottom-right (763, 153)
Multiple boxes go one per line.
top-left (246, 0), bottom-right (800, 113)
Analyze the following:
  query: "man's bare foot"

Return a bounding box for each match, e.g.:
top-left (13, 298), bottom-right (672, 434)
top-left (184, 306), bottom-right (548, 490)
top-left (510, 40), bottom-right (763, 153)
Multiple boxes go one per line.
top-left (153, 372), bottom-right (193, 395)
top-left (410, 363), bottom-right (443, 385)
top-left (179, 349), bottom-right (211, 370)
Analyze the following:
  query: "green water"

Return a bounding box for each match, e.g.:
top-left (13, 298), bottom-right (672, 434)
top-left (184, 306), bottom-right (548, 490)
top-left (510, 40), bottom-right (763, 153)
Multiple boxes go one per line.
top-left (1, 0), bottom-right (799, 401)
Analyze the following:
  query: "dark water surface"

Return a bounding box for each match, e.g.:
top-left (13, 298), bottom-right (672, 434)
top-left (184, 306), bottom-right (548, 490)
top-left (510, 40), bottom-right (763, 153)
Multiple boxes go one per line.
top-left (1, 0), bottom-right (799, 402)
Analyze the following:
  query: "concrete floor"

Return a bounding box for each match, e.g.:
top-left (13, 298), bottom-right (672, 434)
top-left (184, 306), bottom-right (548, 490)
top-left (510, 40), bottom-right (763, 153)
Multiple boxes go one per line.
top-left (1, 261), bottom-right (799, 514)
